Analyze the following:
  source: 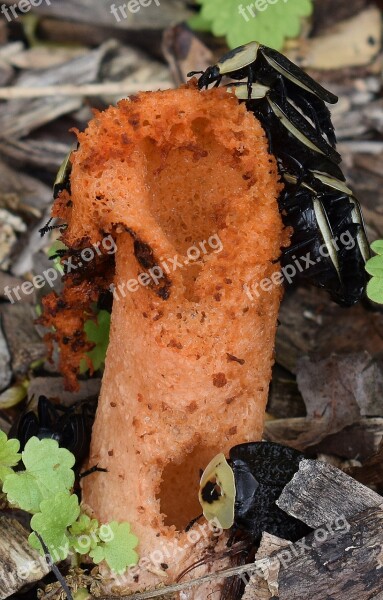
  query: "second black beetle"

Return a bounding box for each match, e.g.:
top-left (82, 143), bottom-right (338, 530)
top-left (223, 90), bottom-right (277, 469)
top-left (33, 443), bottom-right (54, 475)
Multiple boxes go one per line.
top-left (199, 441), bottom-right (311, 543)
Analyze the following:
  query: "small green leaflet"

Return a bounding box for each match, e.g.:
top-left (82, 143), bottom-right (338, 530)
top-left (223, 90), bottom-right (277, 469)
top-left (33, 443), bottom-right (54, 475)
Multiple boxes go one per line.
top-left (80, 309), bottom-right (111, 374)
top-left (1, 432), bottom-right (140, 573)
top-left (366, 240), bottom-right (383, 304)
top-left (367, 276), bottom-right (383, 304)
top-left (189, 0), bottom-right (313, 50)
top-left (3, 437), bottom-right (75, 513)
top-left (90, 521), bottom-right (139, 574)
top-left (29, 492), bottom-right (80, 560)
top-left (69, 514), bottom-right (100, 554)
top-left (370, 240), bottom-right (383, 256)
top-left (0, 430), bottom-right (20, 482)
top-left (365, 256), bottom-right (383, 278)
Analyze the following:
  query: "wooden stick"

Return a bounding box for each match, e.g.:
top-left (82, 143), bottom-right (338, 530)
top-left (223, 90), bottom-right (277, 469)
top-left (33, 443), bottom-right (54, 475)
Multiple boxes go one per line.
top-left (0, 82), bottom-right (172, 100)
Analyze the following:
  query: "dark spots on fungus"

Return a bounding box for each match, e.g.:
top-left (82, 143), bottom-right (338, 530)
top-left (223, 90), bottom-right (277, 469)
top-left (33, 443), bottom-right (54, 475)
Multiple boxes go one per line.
top-left (129, 115), bottom-right (140, 129)
top-left (108, 449), bottom-right (114, 456)
top-left (214, 293), bottom-right (222, 302)
top-left (225, 278), bottom-right (232, 284)
top-left (227, 353), bottom-right (245, 365)
top-left (213, 372), bottom-right (227, 388)
top-left (157, 284), bottom-right (171, 300)
top-left (134, 239), bottom-right (156, 270)
top-left (226, 396), bottom-right (236, 405)
top-left (110, 402), bottom-right (117, 408)
top-left (187, 401), bottom-right (198, 413)
top-left (167, 339), bottom-right (183, 350)
top-left (228, 426), bottom-right (237, 435)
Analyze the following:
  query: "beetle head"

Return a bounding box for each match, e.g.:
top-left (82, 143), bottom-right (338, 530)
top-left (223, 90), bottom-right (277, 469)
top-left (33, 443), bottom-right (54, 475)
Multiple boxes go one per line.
top-left (188, 65), bottom-right (221, 89)
top-left (198, 452), bottom-right (235, 529)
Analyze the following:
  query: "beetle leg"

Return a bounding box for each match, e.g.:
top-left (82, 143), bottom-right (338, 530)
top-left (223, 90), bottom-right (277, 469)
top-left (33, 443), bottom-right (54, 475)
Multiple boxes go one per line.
top-left (79, 464), bottom-right (108, 479)
top-left (213, 75), bottom-right (222, 88)
top-left (246, 65), bottom-right (255, 99)
top-left (185, 514), bottom-right (203, 532)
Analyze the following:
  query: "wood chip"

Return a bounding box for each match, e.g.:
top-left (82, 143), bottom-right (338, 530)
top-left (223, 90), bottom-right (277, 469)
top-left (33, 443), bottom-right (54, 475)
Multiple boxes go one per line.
top-left (277, 459), bottom-right (382, 526)
top-left (0, 317), bottom-right (11, 392)
top-left (0, 517), bottom-right (50, 600)
top-left (287, 7), bottom-right (382, 70)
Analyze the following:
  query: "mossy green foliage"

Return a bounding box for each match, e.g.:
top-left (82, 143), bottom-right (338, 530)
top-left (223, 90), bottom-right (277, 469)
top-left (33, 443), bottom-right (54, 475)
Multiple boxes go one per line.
top-left (189, 0), bottom-right (313, 50)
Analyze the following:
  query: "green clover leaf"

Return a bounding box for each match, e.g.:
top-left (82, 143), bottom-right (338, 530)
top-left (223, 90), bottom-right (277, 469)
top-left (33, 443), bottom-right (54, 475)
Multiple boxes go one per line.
top-left (190, 0), bottom-right (313, 50)
top-left (370, 240), bottom-right (383, 256)
top-left (89, 521), bottom-right (139, 574)
top-left (80, 309), bottom-right (111, 374)
top-left (365, 255), bottom-right (383, 278)
top-left (0, 430), bottom-right (21, 483)
top-left (69, 514), bottom-right (100, 555)
top-left (3, 437), bottom-right (75, 513)
top-left (29, 492), bottom-right (80, 560)
top-left (367, 277), bottom-right (383, 304)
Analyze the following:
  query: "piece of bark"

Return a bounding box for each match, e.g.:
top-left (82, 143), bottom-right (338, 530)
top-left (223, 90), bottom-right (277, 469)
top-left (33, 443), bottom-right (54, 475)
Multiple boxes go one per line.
top-left (162, 24), bottom-right (214, 86)
top-left (287, 7), bottom-right (382, 70)
top-left (277, 286), bottom-right (383, 374)
top-left (37, 18), bottom-right (164, 57)
top-left (242, 533), bottom-right (289, 600)
top-left (288, 352), bottom-right (383, 447)
top-left (311, 417), bottom-right (383, 460)
top-left (0, 318), bottom-right (11, 393)
top-left (0, 40), bottom-right (117, 140)
top-left (267, 364), bottom-right (306, 419)
top-left (27, 376), bottom-right (101, 407)
top-left (0, 303), bottom-right (46, 378)
top-left (346, 439), bottom-right (383, 489)
top-left (311, 0), bottom-right (369, 36)
top-left (244, 506), bottom-right (383, 600)
top-left (277, 459), bottom-right (382, 527)
top-left (0, 516), bottom-right (50, 600)
top-left (0, 137), bottom-right (70, 172)
top-left (264, 417), bottom-right (334, 451)
top-left (1, 0), bottom-right (192, 30)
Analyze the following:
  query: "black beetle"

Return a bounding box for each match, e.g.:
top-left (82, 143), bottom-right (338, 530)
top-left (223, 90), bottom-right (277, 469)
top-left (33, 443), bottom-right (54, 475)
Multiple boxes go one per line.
top-left (189, 43), bottom-right (370, 306)
top-left (188, 41), bottom-right (337, 146)
top-left (10, 395), bottom-right (94, 465)
top-left (198, 441), bottom-right (311, 543)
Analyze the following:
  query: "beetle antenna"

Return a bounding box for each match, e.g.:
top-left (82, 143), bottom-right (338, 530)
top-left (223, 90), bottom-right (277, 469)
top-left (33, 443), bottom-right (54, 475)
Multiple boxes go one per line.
top-left (187, 70), bottom-right (204, 77)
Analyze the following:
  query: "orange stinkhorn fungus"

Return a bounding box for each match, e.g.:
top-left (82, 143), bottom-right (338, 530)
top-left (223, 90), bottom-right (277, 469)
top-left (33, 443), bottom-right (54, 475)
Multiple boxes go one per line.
top-left (50, 84), bottom-right (287, 595)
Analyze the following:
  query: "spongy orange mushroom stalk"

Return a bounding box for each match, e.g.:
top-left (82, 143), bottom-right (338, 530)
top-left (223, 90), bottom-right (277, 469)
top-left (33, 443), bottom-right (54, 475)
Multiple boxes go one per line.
top-left (60, 85), bottom-right (285, 594)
